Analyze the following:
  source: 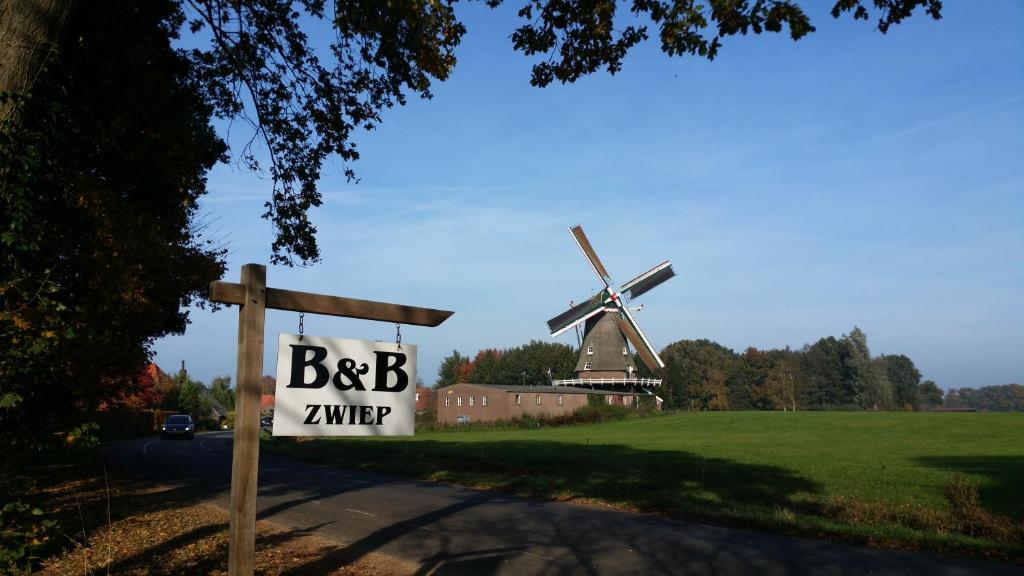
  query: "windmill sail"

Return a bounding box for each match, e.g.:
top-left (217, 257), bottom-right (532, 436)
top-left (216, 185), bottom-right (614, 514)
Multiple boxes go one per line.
top-left (621, 261), bottom-right (675, 301)
top-left (570, 225), bottom-right (612, 287)
top-left (547, 292), bottom-right (607, 336)
top-left (615, 302), bottom-right (665, 370)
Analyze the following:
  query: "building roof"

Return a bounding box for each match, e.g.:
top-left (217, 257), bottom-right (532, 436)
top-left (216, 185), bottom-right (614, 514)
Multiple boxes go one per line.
top-left (449, 383), bottom-right (643, 396)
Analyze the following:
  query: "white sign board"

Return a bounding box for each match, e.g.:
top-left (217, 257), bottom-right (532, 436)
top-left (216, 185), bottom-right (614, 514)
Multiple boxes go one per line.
top-left (272, 334), bottom-right (416, 436)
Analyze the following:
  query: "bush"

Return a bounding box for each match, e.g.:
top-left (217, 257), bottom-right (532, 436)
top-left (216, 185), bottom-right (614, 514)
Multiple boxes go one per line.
top-left (945, 473), bottom-right (1021, 542)
top-left (0, 500), bottom-right (58, 573)
top-left (414, 409), bottom-right (437, 432)
top-left (564, 403), bottom-right (630, 424)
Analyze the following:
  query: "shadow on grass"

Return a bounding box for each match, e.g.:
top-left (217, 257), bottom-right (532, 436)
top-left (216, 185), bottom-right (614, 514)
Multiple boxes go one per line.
top-left (914, 455), bottom-right (1024, 520)
top-left (270, 437), bottom-right (824, 521)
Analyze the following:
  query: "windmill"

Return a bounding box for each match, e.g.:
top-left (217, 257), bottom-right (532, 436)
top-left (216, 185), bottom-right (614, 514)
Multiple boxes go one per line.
top-left (547, 225), bottom-right (675, 385)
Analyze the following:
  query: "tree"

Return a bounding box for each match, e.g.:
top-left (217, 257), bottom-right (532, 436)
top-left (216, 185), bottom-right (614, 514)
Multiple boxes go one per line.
top-left (110, 364), bottom-right (168, 410)
top-left (866, 357), bottom-right (895, 410)
top-left (842, 327), bottom-right (869, 404)
top-left (838, 326), bottom-right (895, 409)
top-left (801, 336), bottom-right (847, 408)
top-left (882, 354), bottom-right (922, 410)
top-left (436, 350), bottom-right (470, 388)
top-left (660, 339), bottom-right (738, 410)
top-left (210, 376), bottom-right (234, 411)
top-left (1, 0), bottom-right (225, 447)
top-left (162, 371), bottom-right (211, 420)
top-left (733, 347), bottom-right (769, 410)
top-left (0, 0), bottom-right (75, 123)
top-left (762, 351), bottom-right (802, 411)
top-left (916, 379), bottom-right (943, 410)
top-left (471, 349), bottom-right (504, 385)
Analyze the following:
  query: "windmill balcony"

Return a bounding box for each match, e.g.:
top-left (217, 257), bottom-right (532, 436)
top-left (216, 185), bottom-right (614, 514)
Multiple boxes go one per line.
top-left (550, 377), bottom-right (662, 387)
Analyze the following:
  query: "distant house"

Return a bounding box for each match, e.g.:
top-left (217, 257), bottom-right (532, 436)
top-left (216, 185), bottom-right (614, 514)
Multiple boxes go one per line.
top-left (415, 386), bottom-right (435, 413)
top-left (436, 383), bottom-right (652, 426)
top-left (261, 374), bottom-right (276, 413)
top-left (261, 394), bottom-right (275, 412)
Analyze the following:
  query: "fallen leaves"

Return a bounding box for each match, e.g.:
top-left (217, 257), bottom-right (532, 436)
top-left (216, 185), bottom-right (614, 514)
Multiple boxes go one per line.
top-left (32, 464), bottom-right (412, 575)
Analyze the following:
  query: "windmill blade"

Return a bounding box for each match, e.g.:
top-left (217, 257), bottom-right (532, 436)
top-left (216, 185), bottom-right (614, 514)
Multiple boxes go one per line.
top-left (621, 261), bottom-right (676, 301)
top-left (614, 303), bottom-right (665, 370)
top-left (569, 225), bottom-right (612, 287)
top-left (547, 293), bottom-right (606, 337)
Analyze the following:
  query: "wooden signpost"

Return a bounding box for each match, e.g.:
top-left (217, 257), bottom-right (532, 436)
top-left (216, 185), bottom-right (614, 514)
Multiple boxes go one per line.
top-left (209, 263), bottom-right (453, 576)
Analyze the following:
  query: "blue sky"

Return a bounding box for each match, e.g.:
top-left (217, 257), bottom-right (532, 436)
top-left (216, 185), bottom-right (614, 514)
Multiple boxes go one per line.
top-left (156, 1), bottom-right (1023, 390)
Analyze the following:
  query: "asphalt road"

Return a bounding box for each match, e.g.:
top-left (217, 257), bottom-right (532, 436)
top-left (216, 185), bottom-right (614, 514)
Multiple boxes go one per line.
top-left (102, 432), bottom-right (1020, 576)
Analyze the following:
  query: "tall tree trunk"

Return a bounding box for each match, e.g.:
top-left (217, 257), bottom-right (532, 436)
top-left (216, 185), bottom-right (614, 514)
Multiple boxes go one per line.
top-left (0, 0), bottom-right (74, 124)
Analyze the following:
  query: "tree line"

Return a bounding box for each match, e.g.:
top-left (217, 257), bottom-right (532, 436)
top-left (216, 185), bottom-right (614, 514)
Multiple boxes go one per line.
top-left (943, 384), bottom-right (1024, 412)
top-left (436, 327), bottom-right (959, 411)
top-left (436, 341), bottom-right (578, 388)
top-left (646, 327), bottom-right (943, 411)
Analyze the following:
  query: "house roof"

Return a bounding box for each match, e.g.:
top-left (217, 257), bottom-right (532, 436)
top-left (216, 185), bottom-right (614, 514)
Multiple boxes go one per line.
top-left (450, 383), bottom-right (642, 396)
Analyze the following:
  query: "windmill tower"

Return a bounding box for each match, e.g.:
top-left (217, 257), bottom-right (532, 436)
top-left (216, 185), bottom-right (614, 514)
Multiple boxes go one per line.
top-left (547, 225), bottom-right (676, 387)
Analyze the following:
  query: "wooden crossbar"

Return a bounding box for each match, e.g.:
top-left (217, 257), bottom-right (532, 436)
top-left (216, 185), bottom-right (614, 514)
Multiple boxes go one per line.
top-left (210, 281), bottom-right (453, 327)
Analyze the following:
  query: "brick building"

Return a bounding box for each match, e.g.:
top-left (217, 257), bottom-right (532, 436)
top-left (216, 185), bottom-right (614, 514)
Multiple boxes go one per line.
top-left (415, 386), bottom-right (435, 413)
top-left (435, 383), bottom-right (651, 426)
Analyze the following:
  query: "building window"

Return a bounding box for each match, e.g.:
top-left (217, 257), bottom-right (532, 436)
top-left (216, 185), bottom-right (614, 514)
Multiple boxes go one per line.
top-left (444, 397), bottom-right (450, 407)
top-left (457, 396), bottom-right (463, 407)
top-left (469, 396), bottom-right (475, 407)
top-left (515, 394), bottom-right (521, 405)
top-left (558, 395), bottom-right (563, 406)
top-left (482, 396), bottom-right (488, 407)
top-left (587, 345), bottom-right (594, 355)
top-left (607, 396), bottom-right (614, 405)
top-left (584, 361), bottom-right (592, 370)
top-left (415, 393), bottom-right (420, 402)
top-left (536, 394), bottom-right (541, 405)
top-left (623, 346), bottom-right (628, 355)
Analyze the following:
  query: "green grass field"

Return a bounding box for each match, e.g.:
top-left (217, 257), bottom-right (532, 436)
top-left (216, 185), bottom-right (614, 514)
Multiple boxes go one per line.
top-left (265, 411), bottom-right (1024, 562)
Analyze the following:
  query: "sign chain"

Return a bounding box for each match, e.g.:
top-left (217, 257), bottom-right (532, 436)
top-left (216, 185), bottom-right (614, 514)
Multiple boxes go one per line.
top-left (395, 323), bottom-right (402, 350)
top-left (298, 312), bottom-right (304, 340)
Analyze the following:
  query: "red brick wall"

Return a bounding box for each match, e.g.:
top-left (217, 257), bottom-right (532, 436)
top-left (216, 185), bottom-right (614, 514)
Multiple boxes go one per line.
top-left (415, 387), bottom-right (435, 412)
top-left (436, 384), bottom-right (592, 425)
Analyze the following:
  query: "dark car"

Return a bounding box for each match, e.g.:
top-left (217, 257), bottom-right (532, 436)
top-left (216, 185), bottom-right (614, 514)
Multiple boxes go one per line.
top-left (161, 414), bottom-right (195, 439)
top-left (260, 415), bottom-right (273, 428)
